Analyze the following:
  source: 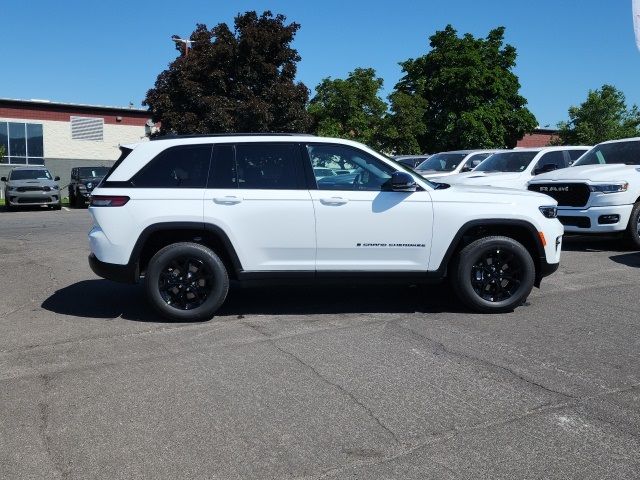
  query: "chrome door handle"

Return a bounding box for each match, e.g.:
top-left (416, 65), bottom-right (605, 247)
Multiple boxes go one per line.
top-left (213, 196), bottom-right (242, 205)
top-left (319, 197), bottom-right (348, 206)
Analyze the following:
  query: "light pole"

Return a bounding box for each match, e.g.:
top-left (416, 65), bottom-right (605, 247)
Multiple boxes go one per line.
top-left (171, 35), bottom-right (196, 56)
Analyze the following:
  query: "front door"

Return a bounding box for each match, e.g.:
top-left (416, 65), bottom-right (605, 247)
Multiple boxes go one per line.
top-left (305, 143), bottom-right (433, 271)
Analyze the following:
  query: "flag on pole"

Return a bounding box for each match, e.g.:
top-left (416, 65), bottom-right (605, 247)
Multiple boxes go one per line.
top-left (635, 0), bottom-right (640, 51)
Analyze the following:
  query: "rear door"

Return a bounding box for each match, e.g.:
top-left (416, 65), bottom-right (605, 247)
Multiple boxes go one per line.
top-left (202, 142), bottom-right (316, 272)
top-left (305, 143), bottom-right (433, 271)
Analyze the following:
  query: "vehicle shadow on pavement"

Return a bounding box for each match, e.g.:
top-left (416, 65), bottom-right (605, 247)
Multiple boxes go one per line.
top-left (609, 252), bottom-right (640, 268)
top-left (41, 279), bottom-right (466, 322)
top-left (562, 235), bottom-right (633, 253)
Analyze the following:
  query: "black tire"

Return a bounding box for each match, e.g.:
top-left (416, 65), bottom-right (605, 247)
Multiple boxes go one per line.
top-left (144, 242), bottom-right (229, 321)
top-left (450, 236), bottom-right (535, 313)
top-left (52, 203), bottom-right (62, 210)
top-left (68, 190), bottom-right (75, 207)
top-left (74, 191), bottom-right (85, 208)
top-left (624, 202), bottom-right (640, 250)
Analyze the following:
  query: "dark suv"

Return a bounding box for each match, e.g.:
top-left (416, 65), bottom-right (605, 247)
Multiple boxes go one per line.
top-left (69, 166), bottom-right (110, 207)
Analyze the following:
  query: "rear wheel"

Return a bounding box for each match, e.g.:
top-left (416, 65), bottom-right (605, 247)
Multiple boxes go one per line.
top-left (144, 242), bottom-right (229, 321)
top-left (450, 236), bottom-right (535, 313)
top-left (624, 202), bottom-right (640, 250)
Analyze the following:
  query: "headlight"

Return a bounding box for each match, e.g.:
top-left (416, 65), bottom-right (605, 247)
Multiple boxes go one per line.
top-left (86, 182), bottom-right (93, 189)
top-left (52, 185), bottom-right (60, 190)
top-left (539, 206), bottom-right (558, 219)
top-left (8, 186), bottom-right (16, 191)
top-left (589, 183), bottom-right (628, 193)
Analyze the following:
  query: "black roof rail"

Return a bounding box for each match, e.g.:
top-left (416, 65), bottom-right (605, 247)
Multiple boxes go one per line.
top-left (150, 133), bottom-right (316, 141)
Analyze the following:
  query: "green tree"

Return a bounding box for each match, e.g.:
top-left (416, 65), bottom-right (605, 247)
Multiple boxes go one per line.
top-left (390, 25), bottom-right (537, 153)
top-left (556, 85), bottom-right (640, 145)
top-left (144, 11), bottom-right (311, 134)
top-left (308, 68), bottom-right (388, 150)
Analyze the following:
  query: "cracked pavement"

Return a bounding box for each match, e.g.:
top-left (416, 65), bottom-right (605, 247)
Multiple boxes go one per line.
top-left (1, 209), bottom-right (639, 479)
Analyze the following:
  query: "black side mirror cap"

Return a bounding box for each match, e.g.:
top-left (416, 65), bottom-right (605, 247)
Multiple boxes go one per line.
top-left (0, 177), bottom-right (6, 182)
top-left (390, 171), bottom-right (417, 192)
top-left (54, 176), bottom-right (60, 181)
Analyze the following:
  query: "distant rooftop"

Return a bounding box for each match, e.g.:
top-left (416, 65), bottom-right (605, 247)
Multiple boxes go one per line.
top-left (0, 97), bottom-right (149, 114)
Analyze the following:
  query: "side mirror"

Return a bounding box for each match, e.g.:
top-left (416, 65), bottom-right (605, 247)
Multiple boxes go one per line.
top-left (54, 176), bottom-right (60, 181)
top-left (534, 164), bottom-right (557, 176)
top-left (390, 171), bottom-right (417, 192)
top-left (460, 165), bottom-right (473, 173)
top-left (0, 177), bottom-right (6, 182)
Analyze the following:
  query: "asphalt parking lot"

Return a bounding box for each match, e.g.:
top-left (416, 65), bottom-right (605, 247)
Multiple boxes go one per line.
top-left (1, 208), bottom-right (639, 479)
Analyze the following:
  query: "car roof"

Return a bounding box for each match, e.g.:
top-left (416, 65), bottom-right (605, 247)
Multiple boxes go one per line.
top-left (510, 146), bottom-right (591, 153)
top-left (597, 137), bottom-right (640, 145)
top-left (9, 166), bottom-right (48, 170)
top-left (432, 149), bottom-right (502, 155)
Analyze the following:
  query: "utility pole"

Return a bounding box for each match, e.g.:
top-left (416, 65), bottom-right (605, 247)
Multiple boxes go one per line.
top-left (171, 35), bottom-right (195, 56)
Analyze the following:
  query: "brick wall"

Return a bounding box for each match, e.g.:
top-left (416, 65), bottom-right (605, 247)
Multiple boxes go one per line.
top-left (516, 130), bottom-right (558, 148)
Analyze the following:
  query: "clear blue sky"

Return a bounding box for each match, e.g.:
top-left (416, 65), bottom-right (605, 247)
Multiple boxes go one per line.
top-left (1, 0), bottom-right (639, 127)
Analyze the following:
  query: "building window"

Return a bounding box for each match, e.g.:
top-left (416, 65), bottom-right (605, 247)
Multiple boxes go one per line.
top-left (0, 122), bottom-right (44, 165)
top-left (71, 116), bottom-right (104, 141)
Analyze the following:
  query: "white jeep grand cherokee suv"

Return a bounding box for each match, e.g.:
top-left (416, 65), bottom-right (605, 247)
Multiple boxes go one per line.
top-left (528, 137), bottom-right (640, 247)
top-left (88, 134), bottom-right (563, 321)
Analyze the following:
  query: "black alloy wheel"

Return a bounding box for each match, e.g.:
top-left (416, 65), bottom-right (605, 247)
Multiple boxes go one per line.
top-left (145, 242), bottom-right (229, 321)
top-left (158, 256), bottom-right (213, 310)
top-left (470, 248), bottom-right (523, 302)
top-left (450, 235), bottom-right (535, 313)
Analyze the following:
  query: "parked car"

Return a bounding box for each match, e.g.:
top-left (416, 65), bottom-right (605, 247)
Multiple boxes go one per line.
top-left (440, 146), bottom-right (591, 189)
top-left (69, 166), bottom-right (110, 208)
top-left (87, 134), bottom-right (562, 321)
top-left (2, 166), bottom-right (61, 210)
top-left (392, 155), bottom-right (430, 169)
top-left (414, 150), bottom-right (503, 179)
top-left (528, 137), bottom-right (640, 247)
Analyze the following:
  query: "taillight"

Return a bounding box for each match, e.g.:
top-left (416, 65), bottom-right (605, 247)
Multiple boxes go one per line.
top-left (90, 195), bottom-right (130, 207)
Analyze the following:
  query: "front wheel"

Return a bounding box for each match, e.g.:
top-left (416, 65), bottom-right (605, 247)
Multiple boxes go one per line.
top-left (450, 236), bottom-right (535, 313)
top-left (624, 202), bottom-right (640, 250)
top-left (144, 242), bottom-right (229, 321)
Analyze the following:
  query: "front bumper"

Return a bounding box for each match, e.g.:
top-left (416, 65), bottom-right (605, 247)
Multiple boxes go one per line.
top-left (88, 253), bottom-right (138, 284)
top-left (6, 190), bottom-right (60, 206)
top-left (558, 204), bottom-right (633, 233)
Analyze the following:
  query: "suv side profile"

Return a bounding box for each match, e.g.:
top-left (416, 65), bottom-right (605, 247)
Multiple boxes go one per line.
top-left (88, 134), bottom-right (563, 321)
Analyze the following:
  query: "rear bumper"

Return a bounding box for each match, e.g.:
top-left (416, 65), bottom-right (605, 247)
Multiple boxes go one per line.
top-left (88, 253), bottom-right (138, 284)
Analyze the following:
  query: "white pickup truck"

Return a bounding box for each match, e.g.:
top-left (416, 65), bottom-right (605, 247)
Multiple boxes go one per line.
top-left (439, 146), bottom-right (591, 189)
top-left (528, 138), bottom-right (640, 248)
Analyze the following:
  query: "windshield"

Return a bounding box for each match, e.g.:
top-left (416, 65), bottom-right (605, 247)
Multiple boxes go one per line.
top-left (416, 153), bottom-right (467, 172)
top-left (474, 151), bottom-right (538, 173)
top-left (573, 141), bottom-right (640, 166)
top-left (78, 167), bottom-right (109, 178)
top-left (9, 169), bottom-right (52, 181)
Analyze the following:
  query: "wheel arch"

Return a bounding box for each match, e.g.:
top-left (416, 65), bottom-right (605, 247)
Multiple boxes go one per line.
top-left (131, 222), bottom-right (243, 280)
top-left (438, 219), bottom-right (546, 287)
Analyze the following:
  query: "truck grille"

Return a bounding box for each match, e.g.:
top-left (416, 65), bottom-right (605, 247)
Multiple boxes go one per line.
top-left (528, 183), bottom-right (590, 207)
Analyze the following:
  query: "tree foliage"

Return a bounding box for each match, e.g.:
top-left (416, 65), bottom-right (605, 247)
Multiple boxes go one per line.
top-left (144, 11), bottom-right (311, 134)
top-left (556, 85), bottom-right (640, 145)
top-left (390, 25), bottom-right (537, 153)
top-left (308, 68), bottom-right (388, 150)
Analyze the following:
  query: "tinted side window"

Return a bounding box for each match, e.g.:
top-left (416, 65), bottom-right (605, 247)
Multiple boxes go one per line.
top-left (568, 150), bottom-right (587, 162)
top-left (535, 151), bottom-right (566, 172)
top-left (208, 144), bottom-right (237, 188)
top-left (133, 145), bottom-right (212, 188)
top-left (235, 143), bottom-right (301, 190)
top-left (306, 144), bottom-right (396, 191)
